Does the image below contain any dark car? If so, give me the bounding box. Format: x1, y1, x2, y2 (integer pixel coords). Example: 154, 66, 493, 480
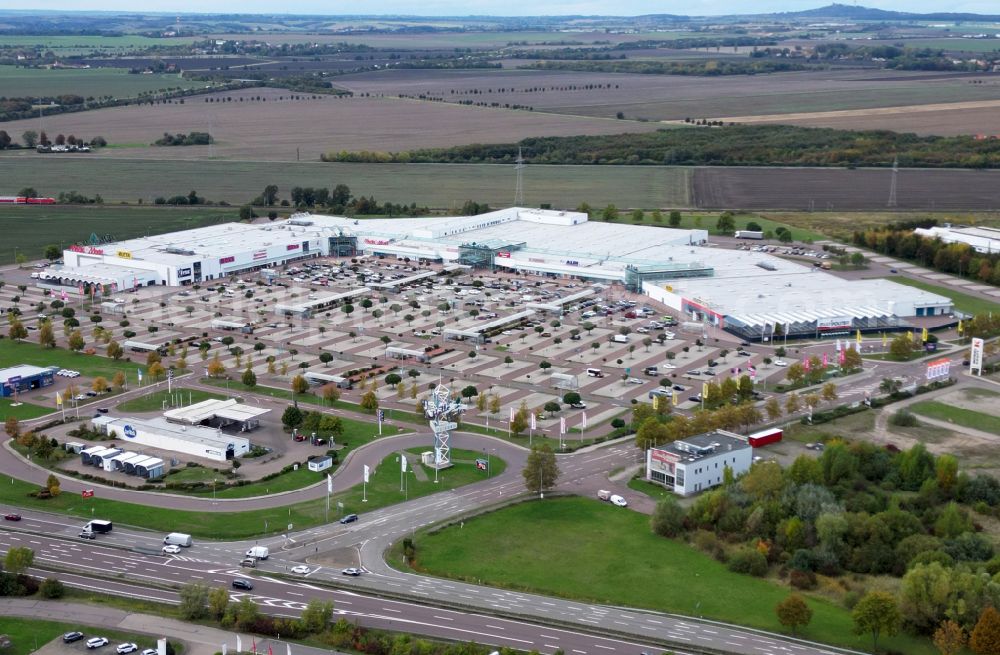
672, 384, 685, 392
232, 579, 254, 591
3, 513, 21, 521
340, 513, 359, 524
63, 632, 85, 643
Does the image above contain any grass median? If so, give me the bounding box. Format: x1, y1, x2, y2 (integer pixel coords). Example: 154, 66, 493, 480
0, 444, 503, 540
396, 496, 934, 654
909, 400, 1000, 434
0, 617, 162, 655
887, 276, 1000, 316
115, 388, 225, 413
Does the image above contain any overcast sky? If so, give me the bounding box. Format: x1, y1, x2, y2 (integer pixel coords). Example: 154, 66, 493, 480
11, 1, 1000, 17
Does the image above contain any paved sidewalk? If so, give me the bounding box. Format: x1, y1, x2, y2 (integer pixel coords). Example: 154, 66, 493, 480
0, 599, 345, 655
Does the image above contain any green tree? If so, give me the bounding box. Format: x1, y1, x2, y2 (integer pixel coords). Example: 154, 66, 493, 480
650, 497, 685, 538
233, 595, 260, 631
522, 444, 559, 494
889, 333, 914, 360
105, 338, 121, 358
562, 392, 581, 406
39, 577, 65, 598
776, 594, 813, 635
241, 367, 257, 389
602, 204, 618, 221
511, 401, 530, 436
716, 211, 736, 234
281, 405, 304, 430
7, 317, 27, 342
852, 591, 901, 652
385, 373, 403, 388
43, 244, 61, 261
668, 210, 681, 227
21, 131, 37, 148
208, 586, 230, 620
4, 546, 34, 575
300, 598, 334, 634
631, 208, 644, 222
179, 582, 210, 620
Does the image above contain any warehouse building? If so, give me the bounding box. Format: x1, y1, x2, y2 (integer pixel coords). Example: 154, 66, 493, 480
0, 365, 57, 397
914, 225, 1000, 255
645, 430, 752, 496
92, 415, 250, 462
44, 207, 950, 334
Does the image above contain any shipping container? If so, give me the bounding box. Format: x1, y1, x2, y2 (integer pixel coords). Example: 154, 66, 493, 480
747, 428, 782, 447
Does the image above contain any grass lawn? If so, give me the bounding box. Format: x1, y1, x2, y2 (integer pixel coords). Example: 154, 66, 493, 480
0, 617, 160, 655
589, 210, 826, 243
0, 441, 502, 538
0, 339, 148, 380
626, 475, 673, 502
909, 400, 1000, 434
0, 205, 236, 264
116, 388, 225, 412
0, 397, 53, 421
887, 276, 1000, 316
402, 497, 933, 654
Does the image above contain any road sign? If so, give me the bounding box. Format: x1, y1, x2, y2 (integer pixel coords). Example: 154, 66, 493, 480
971, 337, 985, 376
81, 489, 94, 498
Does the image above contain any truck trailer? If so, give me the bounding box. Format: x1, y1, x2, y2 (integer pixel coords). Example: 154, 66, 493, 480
85, 519, 113, 534
747, 428, 783, 447
735, 230, 764, 240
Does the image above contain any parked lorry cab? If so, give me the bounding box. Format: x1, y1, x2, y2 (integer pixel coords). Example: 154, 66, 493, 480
586, 368, 604, 378
163, 533, 193, 547
246, 546, 269, 560
86, 520, 113, 534
597, 490, 611, 501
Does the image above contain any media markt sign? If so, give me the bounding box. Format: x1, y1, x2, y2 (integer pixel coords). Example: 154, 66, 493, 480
123, 425, 137, 439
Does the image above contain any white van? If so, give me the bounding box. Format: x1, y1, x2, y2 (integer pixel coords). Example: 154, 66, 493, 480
163, 533, 193, 547
246, 546, 269, 560
586, 368, 604, 378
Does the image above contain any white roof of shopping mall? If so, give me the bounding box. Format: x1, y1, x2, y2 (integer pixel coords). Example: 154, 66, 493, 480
915, 225, 1000, 254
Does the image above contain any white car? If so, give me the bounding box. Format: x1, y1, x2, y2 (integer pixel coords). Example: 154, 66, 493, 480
661, 363, 676, 370
773, 359, 789, 367
116, 644, 138, 655
663, 332, 676, 340
627, 378, 644, 385
291, 565, 311, 575
87, 637, 110, 649
610, 495, 628, 507
162, 545, 181, 555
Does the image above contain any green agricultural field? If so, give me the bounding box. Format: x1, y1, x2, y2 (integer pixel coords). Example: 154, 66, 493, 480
0, 205, 235, 264
0, 65, 200, 99
0, 446, 501, 539
403, 497, 933, 654
0, 34, 196, 50
909, 400, 1000, 434
887, 276, 1000, 316
0, 158, 693, 211
0, 617, 158, 655
590, 208, 825, 242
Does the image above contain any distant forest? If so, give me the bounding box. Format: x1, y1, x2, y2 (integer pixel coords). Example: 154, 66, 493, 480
322, 125, 1000, 168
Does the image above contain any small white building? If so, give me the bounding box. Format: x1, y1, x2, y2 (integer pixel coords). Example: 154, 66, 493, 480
95, 416, 250, 463
645, 430, 752, 496
307, 455, 333, 472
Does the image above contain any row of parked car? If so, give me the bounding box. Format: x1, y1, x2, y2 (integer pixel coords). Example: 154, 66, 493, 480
62, 633, 152, 654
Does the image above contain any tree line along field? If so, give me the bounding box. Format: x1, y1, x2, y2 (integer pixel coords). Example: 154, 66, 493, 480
0, 205, 234, 264
0, 34, 197, 51
0, 87, 660, 161
0, 65, 200, 100
0, 158, 692, 211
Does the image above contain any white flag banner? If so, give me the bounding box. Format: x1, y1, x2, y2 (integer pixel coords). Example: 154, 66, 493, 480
401, 456, 407, 473
582, 411, 588, 429
363, 464, 370, 484
509, 406, 514, 422
560, 416, 566, 434
236, 637, 242, 653
287, 645, 291, 655
530, 412, 537, 430
222, 645, 227, 655
327, 474, 332, 493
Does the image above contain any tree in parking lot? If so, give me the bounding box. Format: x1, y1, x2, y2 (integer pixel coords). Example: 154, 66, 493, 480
582, 322, 595, 334
385, 373, 402, 388
539, 361, 551, 372
765, 397, 782, 421
323, 385, 340, 405
786, 362, 805, 386
562, 392, 581, 406
112, 371, 126, 391
179, 582, 210, 620
511, 401, 530, 437
460, 385, 478, 400
643, 336, 653, 352
360, 389, 379, 413
523, 444, 559, 494
207, 585, 230, 620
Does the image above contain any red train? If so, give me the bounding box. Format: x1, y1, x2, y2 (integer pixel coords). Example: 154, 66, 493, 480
0, 196, 56, 205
